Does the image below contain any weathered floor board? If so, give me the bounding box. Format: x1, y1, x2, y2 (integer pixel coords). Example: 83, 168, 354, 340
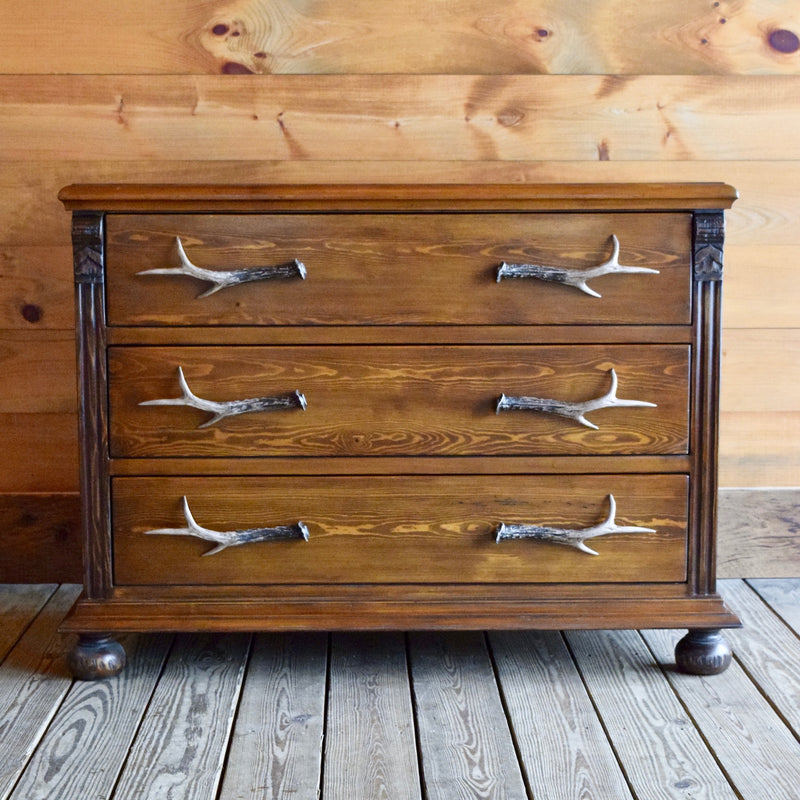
490, 629, 635, 800
1, 579, 799, 800
324, 632, 420, 800
410, 631, 527, 800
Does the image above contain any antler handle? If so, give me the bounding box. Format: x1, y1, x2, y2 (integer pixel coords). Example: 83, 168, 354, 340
496, 235, 658, 297
140, 366, 306, 428
138, 236, 307, 298
496, 368, 656, 430
495, 494, 655, 555
144, 496, 309, 556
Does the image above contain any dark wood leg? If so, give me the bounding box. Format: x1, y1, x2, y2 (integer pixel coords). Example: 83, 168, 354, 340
67, 634, 126, 680
674, 628, 732, 675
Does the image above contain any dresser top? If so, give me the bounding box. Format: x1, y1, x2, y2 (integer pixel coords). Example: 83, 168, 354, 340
59, 183, 737, 213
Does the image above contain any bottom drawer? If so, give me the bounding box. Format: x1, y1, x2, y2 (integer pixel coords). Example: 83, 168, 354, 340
112, 474, 688, 586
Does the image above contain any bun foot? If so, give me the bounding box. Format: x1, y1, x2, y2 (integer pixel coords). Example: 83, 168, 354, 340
675, 629, 732, 675
67, 634, 126, 680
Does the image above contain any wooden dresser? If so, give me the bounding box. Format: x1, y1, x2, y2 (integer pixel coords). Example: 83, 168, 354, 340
59, 183, 739, 679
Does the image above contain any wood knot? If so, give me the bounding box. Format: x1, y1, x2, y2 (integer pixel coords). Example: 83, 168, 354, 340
21, 303, 42, 323
222, 61, 254, 74
768, 29, 800, 54
497, 108, 525, 128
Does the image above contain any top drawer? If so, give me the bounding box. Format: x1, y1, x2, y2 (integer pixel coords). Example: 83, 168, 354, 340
105, 213, 691, 327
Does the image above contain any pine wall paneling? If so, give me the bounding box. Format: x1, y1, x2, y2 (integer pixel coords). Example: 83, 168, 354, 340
0, 1, 798, 581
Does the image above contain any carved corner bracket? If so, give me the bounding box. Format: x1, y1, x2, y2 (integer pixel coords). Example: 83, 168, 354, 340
72, 212, 105, 284
693, 211, 725, 282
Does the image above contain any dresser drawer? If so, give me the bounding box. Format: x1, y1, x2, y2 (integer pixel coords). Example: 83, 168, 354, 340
105, 213, 690, 327
111, 474, 688, 586
108, 344, 689, 458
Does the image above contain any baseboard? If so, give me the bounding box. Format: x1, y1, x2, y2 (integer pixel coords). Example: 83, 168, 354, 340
717, 487, 800, 578
0, 493, 81, 583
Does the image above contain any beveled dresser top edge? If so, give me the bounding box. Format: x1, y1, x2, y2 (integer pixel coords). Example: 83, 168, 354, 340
58, 182, 738, 213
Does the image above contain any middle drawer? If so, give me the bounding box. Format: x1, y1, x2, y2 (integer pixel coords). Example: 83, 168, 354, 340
109, 345, 689, 457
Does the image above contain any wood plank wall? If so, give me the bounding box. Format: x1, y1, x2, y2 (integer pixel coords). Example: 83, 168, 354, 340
0, 0, 798, 581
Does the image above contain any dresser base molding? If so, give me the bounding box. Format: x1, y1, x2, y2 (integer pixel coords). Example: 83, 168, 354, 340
61, 593, 738, 677
61, 593, 740, 634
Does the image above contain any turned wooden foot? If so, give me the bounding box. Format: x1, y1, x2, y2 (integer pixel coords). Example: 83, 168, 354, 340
67, 634, 126, 680
674, 629, 732, 675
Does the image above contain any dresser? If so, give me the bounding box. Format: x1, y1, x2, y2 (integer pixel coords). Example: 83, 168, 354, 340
59, 183, 739, 679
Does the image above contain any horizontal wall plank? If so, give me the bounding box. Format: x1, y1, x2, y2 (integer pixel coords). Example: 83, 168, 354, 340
0, 331, 75, 414
719, 411, 800, 486
0, 247, 74, 330
2, 75, 800, 162
724, 246, 800, 329
1, 1, 798, 75
0, 414, 77, 493
0, 494, 81, 583
721, 329, 800, 412
3, 160, 799, 247
718, 491, 800, 578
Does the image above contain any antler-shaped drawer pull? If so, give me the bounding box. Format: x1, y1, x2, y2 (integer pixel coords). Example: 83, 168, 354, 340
496, 235, 658, 298
496, 368, 656, 430
137, 237, 307, 298
495, 494, 655, 555
144, 496, 309, 556
140, 366, 307, 428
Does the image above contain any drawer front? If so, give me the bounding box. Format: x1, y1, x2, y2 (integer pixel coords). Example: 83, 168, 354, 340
111, 474, 688, 586
105, 213, 690, 326
108, 344, 689, 458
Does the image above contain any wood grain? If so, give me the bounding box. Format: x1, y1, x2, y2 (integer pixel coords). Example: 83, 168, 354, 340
715, 579, 800, 735
0, 584, 56, 660
717, 489, 800, 577
2, 1, 798, 75
0, 414, 77, 493
719, 410, 800, 486
0, 495, 81, 583
110, 632, 250, 800
721, 330, 800, 412
0, 584, 80, 800
324, 632, 420, 800
108, 344, 690, 458
409, 631, 528, 800
723, 246, 800, 329
104, 211, 691, 326
7, 633, 172, 800
642, 624, 800, 799
564, 629, 739, 800
111, 474, 689, 586
0, 332, 75, 414
218, 633, 327, 800
3, 75, 799, 162
747, 577, 800, 630
489, 630, 634, 800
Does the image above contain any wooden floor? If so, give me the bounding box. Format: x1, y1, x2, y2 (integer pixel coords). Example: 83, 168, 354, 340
1, 580, 799, 800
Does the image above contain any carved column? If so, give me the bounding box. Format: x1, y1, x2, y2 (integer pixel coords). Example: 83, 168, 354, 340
73, 212, 112, 599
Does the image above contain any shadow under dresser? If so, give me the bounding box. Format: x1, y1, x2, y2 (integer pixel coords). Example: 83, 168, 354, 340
58, 183, 740, 678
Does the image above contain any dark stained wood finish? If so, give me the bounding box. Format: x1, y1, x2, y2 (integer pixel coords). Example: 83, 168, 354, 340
111, 474, 689, 586
72, 212, 112, 599
62, 184, 739, 674
104, 212, 691, 327
108, 344, 689, 458
0, 494, 81, 583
